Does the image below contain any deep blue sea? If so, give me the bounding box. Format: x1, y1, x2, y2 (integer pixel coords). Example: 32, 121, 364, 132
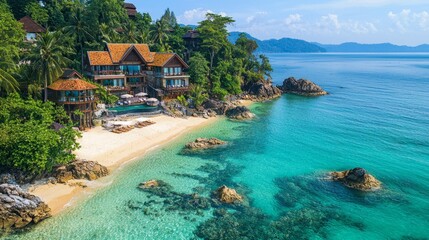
6, 53, 429, 240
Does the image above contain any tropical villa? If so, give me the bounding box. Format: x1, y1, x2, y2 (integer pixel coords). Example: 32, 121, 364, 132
19, 16, 46, 42
86, 43, 190, 99
48, 69, 98, 128
124, 3, 137, 18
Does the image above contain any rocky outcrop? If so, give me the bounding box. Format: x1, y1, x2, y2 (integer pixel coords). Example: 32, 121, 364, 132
185, 138, 227, 150
331, 168, 381, 191
281, 77, 328, 96
215, 185, 243, 204
244, 81, 282, 101
55, 160, 109, 183
0, 184, 51, 231
139, 180, 160, 189
225, 106, 255, 120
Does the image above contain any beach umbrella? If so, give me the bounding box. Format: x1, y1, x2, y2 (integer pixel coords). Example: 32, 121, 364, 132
146, 98, 158, 102
120, 94, 133, 99
135, 92, 148, 97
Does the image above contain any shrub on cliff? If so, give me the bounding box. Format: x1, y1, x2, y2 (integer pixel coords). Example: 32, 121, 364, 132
0, 94, 80, 177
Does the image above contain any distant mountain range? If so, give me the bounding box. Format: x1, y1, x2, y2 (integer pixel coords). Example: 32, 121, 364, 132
228, 32, 429, 53
228, 32, 325, 53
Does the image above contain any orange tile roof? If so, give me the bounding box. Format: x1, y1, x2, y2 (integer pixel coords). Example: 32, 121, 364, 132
148, 53, 189, 68
134, 44, 154, 62
107, 44, 133, 63
148, 53, 175, 67
87, 51, 113, 65
87, 43, 186, 66
48, 79, 98, 91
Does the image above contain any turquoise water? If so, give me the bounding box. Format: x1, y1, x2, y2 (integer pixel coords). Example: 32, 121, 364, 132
108, 104, 158, 114
6, 53, 429, 239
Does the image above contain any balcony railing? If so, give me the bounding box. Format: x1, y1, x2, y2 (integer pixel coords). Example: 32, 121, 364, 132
154, 72, 188, 78
93, 70, 124, 75
57, 96, 97, 104
124, 71, 146, 76
105, 86, 130, 91
164, 86, 190, 92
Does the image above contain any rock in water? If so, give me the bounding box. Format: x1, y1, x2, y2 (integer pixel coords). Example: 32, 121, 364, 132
139, 180, 160, 189
55, 160, 109, 183
185, 138, 227, 150
246, 81, 282, 100
0, 184, 51, 231
225, 106, 255, 120
282, 77, 328, 96
215, 185, 243, 204
331, 168, 381, 191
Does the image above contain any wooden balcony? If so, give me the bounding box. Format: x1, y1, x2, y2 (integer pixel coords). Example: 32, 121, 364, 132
56, 96, 98, 105
93, 70, 124, 75
106, 86, 130, 91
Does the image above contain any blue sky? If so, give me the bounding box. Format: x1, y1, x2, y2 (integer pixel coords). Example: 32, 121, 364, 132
129, 0, 429, 46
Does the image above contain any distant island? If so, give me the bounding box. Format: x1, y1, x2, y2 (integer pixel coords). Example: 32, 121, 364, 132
228, 32, 429, 53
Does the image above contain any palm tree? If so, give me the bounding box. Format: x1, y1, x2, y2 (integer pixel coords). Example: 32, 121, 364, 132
64, 4, 93, 73
100, 23, 122, 45
0, 62, 19, 96
28, 31, 71, 102
150, 20, 170, 51
122, 21, 139, 43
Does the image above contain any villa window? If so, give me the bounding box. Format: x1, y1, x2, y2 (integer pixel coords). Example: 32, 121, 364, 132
120, 65, 141, 75
164, 68, 168, 75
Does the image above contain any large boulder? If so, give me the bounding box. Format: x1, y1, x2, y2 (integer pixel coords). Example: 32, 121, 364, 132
55, 160, 109, 183
185, 138, 226, 150
331, 168, 381, 191
226, 106, 255, 120
0, 184, 51, 231
246, 81, 282, 100
215, 185, 243, 204
282, 77, 328, 96
203, 100, 235, 116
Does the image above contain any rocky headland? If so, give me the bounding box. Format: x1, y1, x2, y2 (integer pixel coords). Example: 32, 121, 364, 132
185, 138, 227, 150
281, 77, 328, 96
0, 184, 51, 231
225, 106, 255, 120
331, 167, 381, 191
242, 81, 282, 101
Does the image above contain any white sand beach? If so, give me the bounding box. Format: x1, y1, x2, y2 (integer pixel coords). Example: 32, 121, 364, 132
30, 114, 218, 215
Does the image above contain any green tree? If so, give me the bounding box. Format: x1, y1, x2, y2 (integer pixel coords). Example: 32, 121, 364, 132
235, 33, 258, 57
0, 1, 25, 64
151, 19, 170, 52
176, 95, 188, 107
6, 0, 34, 19
25, 1, 49, 25
160, 8, 177, 29
189, 84, 208, 107
27, 31, 71, 102
258, 54, 273, 79
189, 53, 210, 87
64, 3, 93, 72
0, 62, 19, 96
197, 13, 234, 70
0, 93, 80, 176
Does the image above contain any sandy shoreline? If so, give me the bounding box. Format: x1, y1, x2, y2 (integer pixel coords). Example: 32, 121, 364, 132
29, 114, 218, 215
29, 100, 253, 215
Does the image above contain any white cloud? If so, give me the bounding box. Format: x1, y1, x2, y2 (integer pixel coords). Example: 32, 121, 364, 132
316, 14, 377, 34
388, 9, 429, 32
178, 8, 227, 25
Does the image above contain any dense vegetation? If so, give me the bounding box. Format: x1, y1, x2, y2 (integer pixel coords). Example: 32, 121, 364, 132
0, 0, 272, 175
0, 94, 80, 177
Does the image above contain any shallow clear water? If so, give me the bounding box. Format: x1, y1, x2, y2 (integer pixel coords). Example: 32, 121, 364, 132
5, 53, 429, 240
